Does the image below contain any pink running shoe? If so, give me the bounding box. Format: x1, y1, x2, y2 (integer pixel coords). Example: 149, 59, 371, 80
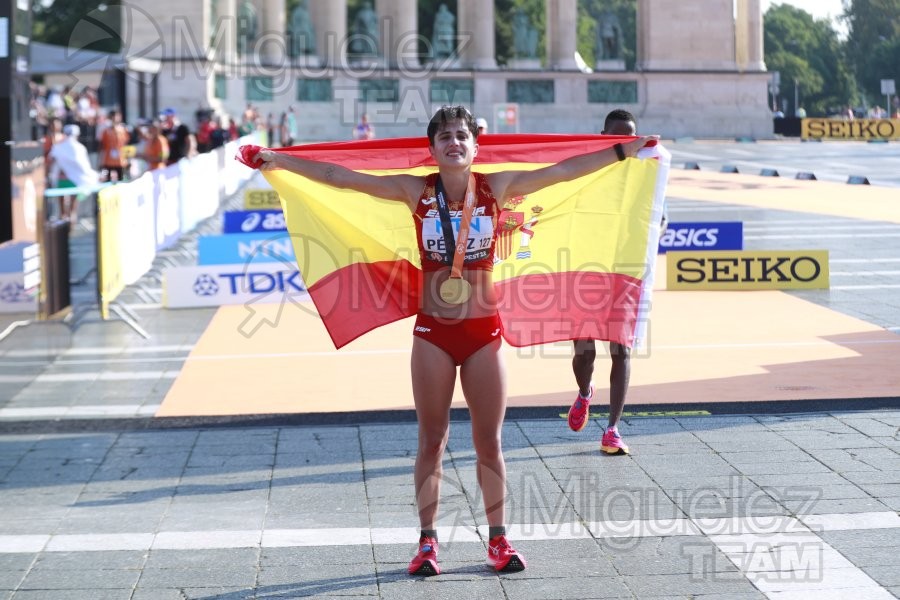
567, 385, 592, 432
486, 535, 527, 572
601, 427, 629, 455
408, 536, 440, 576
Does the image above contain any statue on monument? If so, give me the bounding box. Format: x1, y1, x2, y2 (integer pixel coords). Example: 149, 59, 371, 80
512, 8, 539, 59
431, 3, 456, 59
237, 0, 258, 56
289, 0, 317, 57
209, 1, 218, 39
597, 10, 623, 60
350, 2, 379, 57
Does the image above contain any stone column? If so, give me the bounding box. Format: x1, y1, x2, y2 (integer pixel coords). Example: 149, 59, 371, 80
259, 0, 285, 64
637, 0, 736, 71
636, 0, 650, 70
458, 0, 497, 70
309, 0, 347, 67
376, 0, 418, 68
214, 0, 238, 64
736, 0, 766, 71
546, 0, 577, 70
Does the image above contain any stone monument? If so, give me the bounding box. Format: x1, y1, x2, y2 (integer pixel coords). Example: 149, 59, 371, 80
595, 9, 625, 71
288, 0, 319, 66
349, 2, 380, 61
431, 3, 456, 61
236, 0, 258, 56
509, 7, 540, 70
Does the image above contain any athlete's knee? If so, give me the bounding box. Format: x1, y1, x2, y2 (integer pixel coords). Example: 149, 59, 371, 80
418, 426, 449, 458
573, 339, 597, 363
610, 343, 630, 364
472, 432, 502, 461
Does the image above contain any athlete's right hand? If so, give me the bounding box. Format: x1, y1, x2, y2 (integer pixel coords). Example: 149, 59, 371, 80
254, 149, 279, 171
624, 135, 660, 157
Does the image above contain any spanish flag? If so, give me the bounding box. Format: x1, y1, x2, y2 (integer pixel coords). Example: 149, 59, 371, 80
238, 135, 668, 349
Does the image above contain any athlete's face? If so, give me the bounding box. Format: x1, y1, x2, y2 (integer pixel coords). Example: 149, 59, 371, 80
429, 119, 477, 168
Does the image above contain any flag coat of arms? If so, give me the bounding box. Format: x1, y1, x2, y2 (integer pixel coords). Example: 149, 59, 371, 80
240, 135, 669, 349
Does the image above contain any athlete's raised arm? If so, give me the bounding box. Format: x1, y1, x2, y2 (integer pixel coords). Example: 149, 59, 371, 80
254, 148, 424, 208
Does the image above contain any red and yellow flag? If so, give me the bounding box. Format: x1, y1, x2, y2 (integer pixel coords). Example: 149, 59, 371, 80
242, 135, 668, 349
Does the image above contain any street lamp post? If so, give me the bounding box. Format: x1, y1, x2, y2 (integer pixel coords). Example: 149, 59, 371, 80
769, 71, 781, 113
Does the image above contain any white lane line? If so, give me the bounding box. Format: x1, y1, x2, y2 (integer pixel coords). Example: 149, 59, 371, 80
830, 271, 900, 276
0, 371, 179, 383
745, 233, 900, 240
669, 206, 769, 212
185, 349, 412, 361
710, 532, 895, 599
799, 512, 900, 531
4, 345, 194, 358
4, 356, 190, 368
830, 259, 900, 264
7, 338, 898, 372
157, 338, 900, 363
668, 217, 872, 226
122, 303, 164, 310
831, 284, 900, 290
0, 535, 49, 553
0, 512, 895, 554
0, 405, 159, 419
743, 225, 900, 232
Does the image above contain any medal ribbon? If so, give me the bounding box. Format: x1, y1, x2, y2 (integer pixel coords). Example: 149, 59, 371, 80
435, 173, 477, 280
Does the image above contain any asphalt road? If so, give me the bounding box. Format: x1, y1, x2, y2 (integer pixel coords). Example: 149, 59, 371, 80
665, 139, 900, 188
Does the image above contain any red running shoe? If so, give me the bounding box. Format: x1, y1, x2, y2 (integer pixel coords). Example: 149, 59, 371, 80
407, 536, 440, 576
486, 535, 527, 572
601, 427, 630, 455
567, 385, 592, 432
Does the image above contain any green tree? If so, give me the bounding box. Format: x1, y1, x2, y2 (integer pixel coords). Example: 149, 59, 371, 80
32, 0, 122, 53
843, 0, 900, 107
764, 4, 855, 116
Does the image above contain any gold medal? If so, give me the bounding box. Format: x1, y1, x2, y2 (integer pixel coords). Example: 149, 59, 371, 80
439, 278, 472, 305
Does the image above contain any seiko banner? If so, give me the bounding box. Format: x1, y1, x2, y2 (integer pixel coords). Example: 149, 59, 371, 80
802, 118, 900, 141
658, 222, 743, 254
667, 250, 830, 290
222, 210, 287, 234
243, 189, 281, 209
163, 262, 306, 308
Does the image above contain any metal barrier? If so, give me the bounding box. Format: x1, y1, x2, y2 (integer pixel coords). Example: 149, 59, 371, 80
42, 218, 70, 316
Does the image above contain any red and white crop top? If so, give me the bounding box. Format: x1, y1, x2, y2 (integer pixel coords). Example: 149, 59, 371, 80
413, 172, 500, 272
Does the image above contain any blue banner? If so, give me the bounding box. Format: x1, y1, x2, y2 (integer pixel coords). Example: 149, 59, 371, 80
223, 210, 287, 234
658, 221, 743, 254
198, 232, 296, 265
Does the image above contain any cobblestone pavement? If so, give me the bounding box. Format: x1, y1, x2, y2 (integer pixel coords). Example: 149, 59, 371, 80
0, 143, 897, 599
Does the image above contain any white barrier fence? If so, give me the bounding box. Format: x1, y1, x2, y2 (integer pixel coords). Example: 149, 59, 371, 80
90, 135, 261, 320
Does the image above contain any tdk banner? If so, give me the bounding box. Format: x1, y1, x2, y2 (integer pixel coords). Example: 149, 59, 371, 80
223, 210, 287, 234
658, 222, 743, 254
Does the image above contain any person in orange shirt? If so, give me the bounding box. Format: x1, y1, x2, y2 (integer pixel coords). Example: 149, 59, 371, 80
43, 118, 65, 167
98, 109, 130, 182
142, 121, 170, 171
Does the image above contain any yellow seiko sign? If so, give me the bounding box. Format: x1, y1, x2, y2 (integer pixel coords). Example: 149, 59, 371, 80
667, 250, 830, 290
243, 189, 281, 209
802, 118, 900, 141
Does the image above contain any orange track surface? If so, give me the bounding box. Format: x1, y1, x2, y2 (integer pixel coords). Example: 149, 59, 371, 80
157, 171, 900, 417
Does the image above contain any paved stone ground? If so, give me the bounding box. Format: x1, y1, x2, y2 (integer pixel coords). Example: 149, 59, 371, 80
0, 142, 898, 598
0, 413, 898, 599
